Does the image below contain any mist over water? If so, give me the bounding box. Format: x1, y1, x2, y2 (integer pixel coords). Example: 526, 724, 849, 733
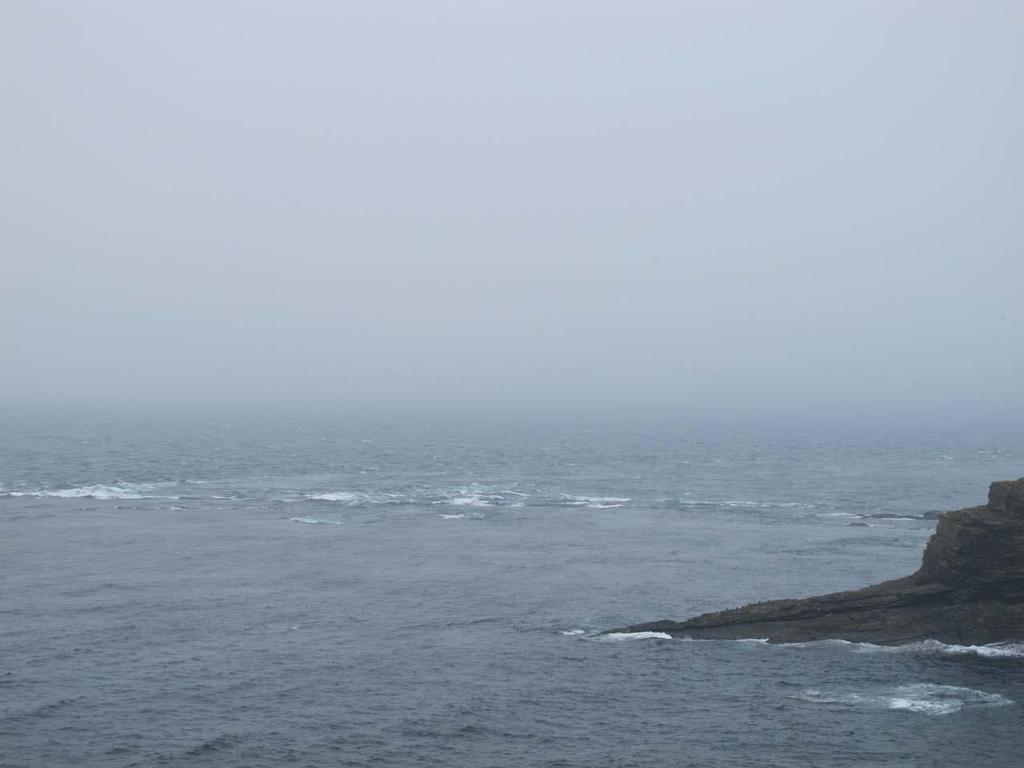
4, 2, 1023, 766
3, 2, 1022, 420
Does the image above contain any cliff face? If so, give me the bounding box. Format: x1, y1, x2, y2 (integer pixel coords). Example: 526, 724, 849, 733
615, 479, 1024, 645
917, 482, 1024, 598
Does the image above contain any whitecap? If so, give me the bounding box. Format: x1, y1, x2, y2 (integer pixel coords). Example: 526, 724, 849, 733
950, 642, 1024, 659
306, 491, 362, 503
560, 629, 587, 636
666, 636, 770, 644
796, 683, 1013, 715
676, 499, 813, 509
855, 639, 1024, 659
3, 483, 179, 500
770, 638, 858, 651
441, 511, 485, 520
289, 517, 343, 525
445, 495, 492, 507
423, 485, 492, 507
598, 631, 673, 641
774, 638, 1024, 659
305, 491, 411, 506
559, 495, 631, 507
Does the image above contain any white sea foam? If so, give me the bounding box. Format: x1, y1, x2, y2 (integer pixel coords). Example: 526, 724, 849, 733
279, 484, 636, 509
560, 629, 587, 636
430, 485, 512, 507
796, 684, 1013, 715
598, 631, 673, 641
439, 511, 485, 520
773, 638, 1024, 659
665, 636, 770, 644
857, 639, 1024, 658
307, 491, 362, 503
445, 495, 492, 507
676, 499, 813, 509
305, 491, 409, 506
3, 483, 179, 500
289, 517, 343, 525
559, 495, 631, 508
434, 484, 541, 507
446, 488, 630, 508
944, 641, 1024, 658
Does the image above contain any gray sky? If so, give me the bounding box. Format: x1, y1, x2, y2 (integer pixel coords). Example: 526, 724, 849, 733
3, 1, 1022, 421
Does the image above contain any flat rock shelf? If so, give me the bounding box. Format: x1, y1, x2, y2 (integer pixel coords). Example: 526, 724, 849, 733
613, 478, 1024, 645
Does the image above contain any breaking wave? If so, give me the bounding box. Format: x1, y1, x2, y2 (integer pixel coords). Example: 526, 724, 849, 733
3, 477, 638, 511
303, 486, 632, 510
558, 495, 631, 509
772, 638, 1024, 659
306, 491, 362, 503
305, 491, 409, 505
439, 492, 495, 507
2, 483, 179, 500
673, 499, 815, 510
856, 639, 1024, 658
576, 633, 1024, 659
795, 683, 1013, 715
289, 517, 343, 525
596, 631, 673, 642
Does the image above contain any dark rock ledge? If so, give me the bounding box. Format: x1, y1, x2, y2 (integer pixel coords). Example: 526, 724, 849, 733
611, 479, 1024, 645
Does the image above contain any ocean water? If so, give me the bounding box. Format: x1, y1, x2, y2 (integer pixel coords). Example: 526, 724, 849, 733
2, 411, 1024, 767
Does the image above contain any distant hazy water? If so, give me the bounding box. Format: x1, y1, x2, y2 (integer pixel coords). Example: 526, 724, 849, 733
2, 413, 1023, 767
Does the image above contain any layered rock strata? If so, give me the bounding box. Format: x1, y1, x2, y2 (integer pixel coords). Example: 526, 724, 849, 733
614, 479, 1024, 645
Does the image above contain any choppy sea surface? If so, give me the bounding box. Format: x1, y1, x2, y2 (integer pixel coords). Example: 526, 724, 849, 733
2, 411, 1023, 767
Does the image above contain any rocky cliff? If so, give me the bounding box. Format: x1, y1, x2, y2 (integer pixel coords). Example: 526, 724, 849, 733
613, 478, 1024, 645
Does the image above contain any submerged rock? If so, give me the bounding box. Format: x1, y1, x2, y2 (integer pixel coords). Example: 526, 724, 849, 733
613, 479, 1024, 645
